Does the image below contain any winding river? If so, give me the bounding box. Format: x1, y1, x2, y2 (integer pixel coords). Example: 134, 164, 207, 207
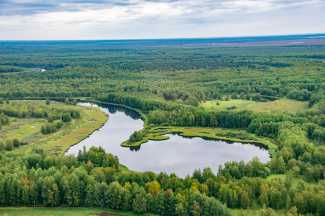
66, 102, 270, 178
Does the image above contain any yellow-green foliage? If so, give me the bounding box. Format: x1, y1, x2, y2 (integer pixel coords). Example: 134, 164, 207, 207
200, 99, 308, 113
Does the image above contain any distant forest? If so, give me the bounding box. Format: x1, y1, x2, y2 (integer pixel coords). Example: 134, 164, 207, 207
0, 42, 325, 215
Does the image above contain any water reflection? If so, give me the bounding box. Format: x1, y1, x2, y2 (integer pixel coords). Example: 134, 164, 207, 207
66, 102, 270, 178
128, 145, 141, 152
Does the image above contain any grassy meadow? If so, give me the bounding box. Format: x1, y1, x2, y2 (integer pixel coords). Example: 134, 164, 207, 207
200, 99, 309, 113
0, 100, 108, 156
0, 207, 158, 216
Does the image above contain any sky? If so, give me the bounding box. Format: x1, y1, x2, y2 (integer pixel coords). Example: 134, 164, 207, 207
0, 0, 324, 40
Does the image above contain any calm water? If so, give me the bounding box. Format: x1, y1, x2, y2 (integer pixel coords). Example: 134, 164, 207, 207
66, 103, 270, 178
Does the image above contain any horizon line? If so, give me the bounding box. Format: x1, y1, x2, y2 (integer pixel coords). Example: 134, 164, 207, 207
0, 32, 324, 42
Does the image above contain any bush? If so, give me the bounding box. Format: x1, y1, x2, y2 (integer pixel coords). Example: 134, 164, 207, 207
41, 125, 47, 135
13, 139, 20, 147
62, 113, 72, 122
46, 99, 51, 105
20, 141, 28, 146
227, 106, 237, 110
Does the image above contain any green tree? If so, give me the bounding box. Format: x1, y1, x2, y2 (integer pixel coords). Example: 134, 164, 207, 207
145, 180, 161, 198
132, 193, 147, 213
240, 191, 250, 209
94, 182, 107, 208
202, 167, 214, 182
5, 140, 14, 151
0, 142, 5, 151
286, 195, 292, 210
65, 98, 70, 105
202, 197, 231, 216
192, 201, 201, 216
52, 184, 60, 206
22, 185, 30, 206
46, 190, 54, 206
277, 156, 286, 174
121, 188, 132, 211
175, 203, 186, 216
270, 188, 282, 210
46, 99, 50, 105
259, 191, 269, 207
69, 174, 80, 206
293, 193, 306, 214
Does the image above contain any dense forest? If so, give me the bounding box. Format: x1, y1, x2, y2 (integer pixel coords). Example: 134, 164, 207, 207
0, 42, 325, 215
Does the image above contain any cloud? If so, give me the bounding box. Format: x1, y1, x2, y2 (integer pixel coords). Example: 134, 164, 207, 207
0, 0, 324, 39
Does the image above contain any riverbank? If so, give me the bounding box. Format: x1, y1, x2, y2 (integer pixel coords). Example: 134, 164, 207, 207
79, 99, 277, 157
3, 100, 108, 156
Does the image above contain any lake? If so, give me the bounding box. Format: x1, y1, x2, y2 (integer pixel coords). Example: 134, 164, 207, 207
66, 102, 270, 178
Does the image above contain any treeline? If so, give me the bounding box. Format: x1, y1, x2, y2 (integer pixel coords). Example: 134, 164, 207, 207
0, 146, 325, 215
287, 89, 312, 101
0, 65, 24, 73
98, 93, 183, 113
0, 101, 80, 120
147, 109, 252, 129
0, 147, 230, 216
97, 92, 253, 129
0, 44, 324, 110
0, 139, 27, 151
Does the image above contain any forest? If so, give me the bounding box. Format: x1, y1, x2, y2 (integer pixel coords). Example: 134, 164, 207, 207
0, 42, 325, 215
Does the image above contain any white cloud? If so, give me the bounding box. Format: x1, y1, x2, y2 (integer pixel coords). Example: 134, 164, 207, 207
0, 0, 324, 39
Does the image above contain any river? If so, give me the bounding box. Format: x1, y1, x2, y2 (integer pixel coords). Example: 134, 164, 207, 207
66, 102, 270, 178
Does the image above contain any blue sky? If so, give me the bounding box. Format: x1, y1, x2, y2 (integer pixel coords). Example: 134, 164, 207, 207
0, 0, 324, 40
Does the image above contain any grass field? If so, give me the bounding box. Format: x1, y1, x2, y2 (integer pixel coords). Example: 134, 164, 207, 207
200, 99, 309, 113
1, 100, 108, 156
0, 207, 158, 216
122, 126, 277, 157
230, 208, 288, 216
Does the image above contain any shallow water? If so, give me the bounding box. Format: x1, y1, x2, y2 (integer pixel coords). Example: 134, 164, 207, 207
66, 102, 270, 178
